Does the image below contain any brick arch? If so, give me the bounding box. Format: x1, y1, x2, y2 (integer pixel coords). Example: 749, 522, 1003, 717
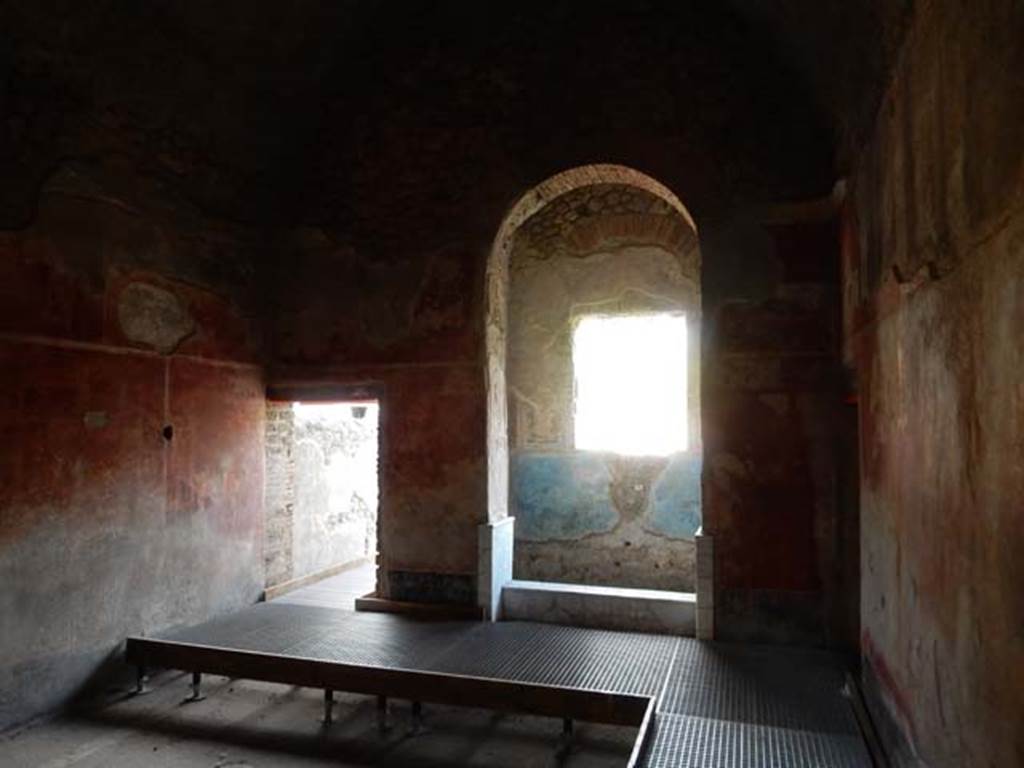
495, 165, 697, 256
484, 164, 699, 525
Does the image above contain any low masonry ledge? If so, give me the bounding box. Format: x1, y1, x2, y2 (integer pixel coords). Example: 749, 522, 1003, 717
501, 580, 696, 635
506, 580, 695, 602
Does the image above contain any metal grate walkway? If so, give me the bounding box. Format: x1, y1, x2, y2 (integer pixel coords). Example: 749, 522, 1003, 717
131, 602, 872, 767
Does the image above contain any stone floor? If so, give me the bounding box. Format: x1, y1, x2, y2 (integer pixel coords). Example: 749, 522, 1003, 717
274, 561, 377, 610
1, 566, 629, 767
0, 674, 633, 767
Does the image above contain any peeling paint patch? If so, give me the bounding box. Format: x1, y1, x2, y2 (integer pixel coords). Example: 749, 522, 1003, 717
117, 282, 194, 354
82, 411, 108, 430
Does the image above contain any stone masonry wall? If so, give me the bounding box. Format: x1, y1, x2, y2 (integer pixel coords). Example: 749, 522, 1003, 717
292, 404, 377, 577
264, 402, 377, 589
264, 401, 295, 588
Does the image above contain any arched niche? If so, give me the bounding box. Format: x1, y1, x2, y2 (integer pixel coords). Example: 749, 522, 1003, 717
480, 164, 702, 615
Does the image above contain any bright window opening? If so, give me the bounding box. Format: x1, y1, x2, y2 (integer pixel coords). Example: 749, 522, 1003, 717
573, 314, 688, 456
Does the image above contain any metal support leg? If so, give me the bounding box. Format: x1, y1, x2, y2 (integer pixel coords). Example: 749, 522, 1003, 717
410, 700, 424, 734
323, 689, 334, 725
185, 671, 206, 703
557, 717, 575, 754
135, 666, 149, 696
377, 695, 388, 734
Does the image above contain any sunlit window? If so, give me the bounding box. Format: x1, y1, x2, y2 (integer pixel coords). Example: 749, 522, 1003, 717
572, 314, 688, 456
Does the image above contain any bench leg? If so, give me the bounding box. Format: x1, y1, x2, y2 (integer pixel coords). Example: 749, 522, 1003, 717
134, 666, 149, 696
558, 717, 575, 754
323, 689, 334, 725
411, 700, 424, 732
184, 671, 206, 703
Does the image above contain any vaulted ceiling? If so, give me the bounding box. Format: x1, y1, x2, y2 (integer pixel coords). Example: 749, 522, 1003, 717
1, 1, 909, 236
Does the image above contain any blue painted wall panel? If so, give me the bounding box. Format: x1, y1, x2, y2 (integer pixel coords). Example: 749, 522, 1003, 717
647, 452, 702, 539
513, 451, 701, 541
513, 453, 618, 540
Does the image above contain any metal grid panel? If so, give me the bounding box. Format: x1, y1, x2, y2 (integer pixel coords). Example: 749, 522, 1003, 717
660, 639, 860, 735
286, 615, 476, 669
160, 609, 677, 696
426, 620, 547, 678
430, 622, 679, 696
160, 603, 332, 652
160, 603, 473, 669
153, 604, 874, 767
643, 713, 872, 768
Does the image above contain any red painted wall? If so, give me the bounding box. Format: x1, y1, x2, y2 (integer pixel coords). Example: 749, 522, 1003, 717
268, 226, 488, 602
0, 182, 266, 730
701, 214, 845, 645
844, 1, 1024, 764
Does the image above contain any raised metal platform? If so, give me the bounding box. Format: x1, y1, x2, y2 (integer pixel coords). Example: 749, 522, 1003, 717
126, 603, 872, 767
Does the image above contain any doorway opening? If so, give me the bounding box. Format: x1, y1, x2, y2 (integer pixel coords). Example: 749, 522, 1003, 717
263, 399, 379, 608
